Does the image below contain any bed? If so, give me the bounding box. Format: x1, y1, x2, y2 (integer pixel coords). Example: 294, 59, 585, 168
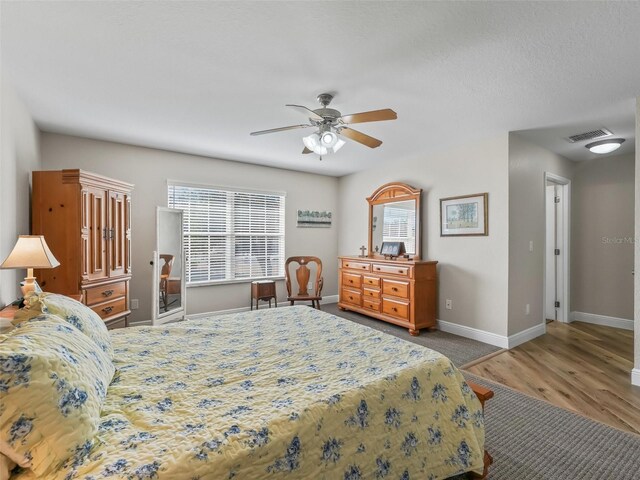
3, 299, 490, 479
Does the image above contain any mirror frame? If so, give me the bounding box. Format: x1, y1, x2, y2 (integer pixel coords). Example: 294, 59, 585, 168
367, 182, 422, 259
152, 207, 187, 325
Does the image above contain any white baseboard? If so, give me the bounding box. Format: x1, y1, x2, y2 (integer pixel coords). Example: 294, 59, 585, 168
507, 323, 546, 349
186, 295, 339, 321
570, 311, 634, 331
323, 295, 338, 304
437, 320, 546, 349
437, 320, 509, 348
128, 319, 152, 326
632, 368, 640, 387
187, 306, 250, 319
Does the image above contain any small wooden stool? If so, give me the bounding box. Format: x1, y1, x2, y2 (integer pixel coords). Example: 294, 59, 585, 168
251, 280, 277, 310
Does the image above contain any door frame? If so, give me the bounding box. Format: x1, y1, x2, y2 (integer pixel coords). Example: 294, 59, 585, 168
543, 172, 571, 325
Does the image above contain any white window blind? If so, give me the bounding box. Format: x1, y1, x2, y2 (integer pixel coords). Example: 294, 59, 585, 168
168, 183, 285, 285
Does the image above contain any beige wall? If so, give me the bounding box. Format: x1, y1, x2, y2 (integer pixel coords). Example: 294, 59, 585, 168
338, 134, 510, 337
0, 79, 41, 305
40, 133, 339, 322
571, 153, 635, 320
508, 133, 575, 335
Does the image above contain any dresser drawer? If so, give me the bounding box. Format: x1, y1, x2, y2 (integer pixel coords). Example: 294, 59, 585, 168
342, 272, 362, 289
91, 297, 127, 320
382, 298, 410, 320
363, 276, 380, 287
382, 279, 410, 299
362, 299, 380, 312
85, 281, 127, 305
373, 263, 410, 277
341, 288, 362, 307
341, 260, 371, 272
363, 287, 381, 299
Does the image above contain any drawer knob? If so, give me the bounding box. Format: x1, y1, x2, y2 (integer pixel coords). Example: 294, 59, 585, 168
392, 307, 398, 312
349, 296, 353, 300
398, 270, 404, 273
392, 287, 398, 292
103, 306, 113, 314
349, 280, 353, 283
102, 289, 114, 297
376, 267, 381, 271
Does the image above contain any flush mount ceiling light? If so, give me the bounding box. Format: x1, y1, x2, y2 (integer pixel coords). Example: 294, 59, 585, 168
250, 93, 396, 160
585, 138, 625, 154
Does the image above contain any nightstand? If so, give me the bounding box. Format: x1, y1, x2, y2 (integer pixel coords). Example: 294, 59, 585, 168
250, 280, 277, 310
0, 304, 18, 333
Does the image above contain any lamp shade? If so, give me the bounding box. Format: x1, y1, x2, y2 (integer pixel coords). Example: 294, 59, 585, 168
0, 235, 60, 269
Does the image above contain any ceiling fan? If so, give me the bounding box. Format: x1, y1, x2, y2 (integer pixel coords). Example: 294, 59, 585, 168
250, 93, 397, 159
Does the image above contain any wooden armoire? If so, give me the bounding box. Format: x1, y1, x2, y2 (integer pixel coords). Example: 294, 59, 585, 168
31, 169, 133, 329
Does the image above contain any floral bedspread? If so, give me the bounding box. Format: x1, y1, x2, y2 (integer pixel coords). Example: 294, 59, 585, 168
14, 306, 485, 480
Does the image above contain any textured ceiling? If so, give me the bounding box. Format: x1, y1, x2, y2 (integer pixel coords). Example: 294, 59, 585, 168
1, 1, 639, 176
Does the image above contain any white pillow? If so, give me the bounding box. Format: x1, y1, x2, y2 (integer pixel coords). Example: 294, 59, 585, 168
0, 314, 114, 476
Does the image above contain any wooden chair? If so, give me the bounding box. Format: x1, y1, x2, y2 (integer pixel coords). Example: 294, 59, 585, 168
159, 254, 175, 312
285, 256, 323, 309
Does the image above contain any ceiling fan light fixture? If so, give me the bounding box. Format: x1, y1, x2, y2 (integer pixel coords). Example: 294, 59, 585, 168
586, 138, 625, 154
303, 130, 345, 155
321, 131, 338, 147
332, 138, 346, 153
303, 132, 320, 150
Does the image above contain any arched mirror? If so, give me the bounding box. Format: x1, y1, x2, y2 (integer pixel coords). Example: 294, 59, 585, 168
368, 182, 422, 259
152, 207, 186, 324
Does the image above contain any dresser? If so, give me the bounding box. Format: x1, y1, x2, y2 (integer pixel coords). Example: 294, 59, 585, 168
338, 256, 437, 335
31, 169, 133, 329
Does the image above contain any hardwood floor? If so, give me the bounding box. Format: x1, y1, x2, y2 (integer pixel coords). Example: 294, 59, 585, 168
465, 321, 640, 435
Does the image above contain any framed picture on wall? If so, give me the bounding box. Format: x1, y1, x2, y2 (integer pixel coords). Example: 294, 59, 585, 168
440, 193, 488, 236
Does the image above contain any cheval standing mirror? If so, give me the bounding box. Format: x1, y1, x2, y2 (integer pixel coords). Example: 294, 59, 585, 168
368, 182, 421, 259
152, 207, 187, 324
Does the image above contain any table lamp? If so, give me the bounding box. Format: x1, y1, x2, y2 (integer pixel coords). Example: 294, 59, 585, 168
0, 235, 60, 295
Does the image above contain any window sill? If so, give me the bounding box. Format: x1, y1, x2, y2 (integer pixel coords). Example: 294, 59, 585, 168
187, 276, 285, 288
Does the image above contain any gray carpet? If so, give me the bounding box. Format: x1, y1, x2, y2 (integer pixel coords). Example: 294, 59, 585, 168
464, 373, 640, 479
323, 303, 501, 366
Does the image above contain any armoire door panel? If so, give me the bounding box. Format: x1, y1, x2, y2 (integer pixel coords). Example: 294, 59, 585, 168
125, 195, 132, 274
109, 191, 126, 277
87, 188, 108, 281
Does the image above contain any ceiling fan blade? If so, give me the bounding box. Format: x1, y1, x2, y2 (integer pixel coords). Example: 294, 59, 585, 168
286, 104, 324, 121
250, 124, 313, 136
302, 147, 313, 154
339, 127, 383, 148
340, 108, 397, 125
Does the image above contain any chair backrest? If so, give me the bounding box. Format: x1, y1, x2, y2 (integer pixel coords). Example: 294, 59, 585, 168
285, 256, 323, 298
160, 254, 175, 277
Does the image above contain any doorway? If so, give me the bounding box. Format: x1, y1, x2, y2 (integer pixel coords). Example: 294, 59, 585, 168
544, 173, 570, 324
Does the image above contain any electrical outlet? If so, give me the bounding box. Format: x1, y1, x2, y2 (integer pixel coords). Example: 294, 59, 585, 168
445, 299, 452, 310
529, 241, 534, 252
525, 304, 530, 315
131, 299, 139, 310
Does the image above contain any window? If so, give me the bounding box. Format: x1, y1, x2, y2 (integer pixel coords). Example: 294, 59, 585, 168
168, 183, 285, 285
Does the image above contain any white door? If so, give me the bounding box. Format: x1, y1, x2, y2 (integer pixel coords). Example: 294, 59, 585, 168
545, 183, 566, 322
545, 185, 556, 320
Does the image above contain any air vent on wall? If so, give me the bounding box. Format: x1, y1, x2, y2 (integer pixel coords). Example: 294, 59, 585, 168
565, 128, 612, 143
